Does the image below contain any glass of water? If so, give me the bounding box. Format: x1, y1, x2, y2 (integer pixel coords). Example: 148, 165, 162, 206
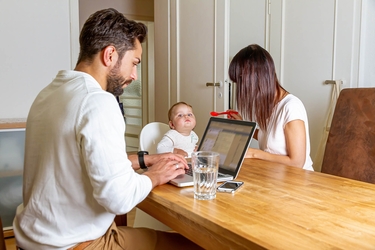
191, 151, 220, 200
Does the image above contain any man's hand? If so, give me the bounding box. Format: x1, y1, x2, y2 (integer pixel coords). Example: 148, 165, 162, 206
144, 153, 188, 168
173, 148, 188, 157
143, 158, 188, 188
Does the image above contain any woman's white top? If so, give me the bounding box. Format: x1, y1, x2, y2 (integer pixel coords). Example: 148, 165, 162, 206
257, 94, 314, 171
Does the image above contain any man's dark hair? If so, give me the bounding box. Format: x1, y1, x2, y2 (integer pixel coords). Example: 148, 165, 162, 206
76, 8, 147, 65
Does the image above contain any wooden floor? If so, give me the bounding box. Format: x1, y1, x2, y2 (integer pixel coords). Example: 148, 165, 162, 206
4, 208, 136, 249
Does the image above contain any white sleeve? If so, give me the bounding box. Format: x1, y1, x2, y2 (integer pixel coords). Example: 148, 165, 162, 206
157, 134, 174, 153
78, 93, 152, 214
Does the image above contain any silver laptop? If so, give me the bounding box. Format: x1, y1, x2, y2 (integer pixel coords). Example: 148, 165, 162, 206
169, 117, 257, 187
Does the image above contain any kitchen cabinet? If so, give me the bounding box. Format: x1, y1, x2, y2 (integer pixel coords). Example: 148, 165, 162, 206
0, 123, 25, 233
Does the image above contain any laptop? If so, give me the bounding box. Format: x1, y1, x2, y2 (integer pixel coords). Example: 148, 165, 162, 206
169, 117, 257, 187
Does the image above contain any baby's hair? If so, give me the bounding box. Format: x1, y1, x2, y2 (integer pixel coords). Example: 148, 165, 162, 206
168, 102, 193, 121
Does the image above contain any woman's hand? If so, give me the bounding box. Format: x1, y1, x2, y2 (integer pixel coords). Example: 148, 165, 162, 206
245, 148, 262, 158
226, 110, 243, 120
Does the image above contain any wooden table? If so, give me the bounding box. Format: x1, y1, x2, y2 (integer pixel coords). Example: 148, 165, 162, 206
137, 159, 375, 249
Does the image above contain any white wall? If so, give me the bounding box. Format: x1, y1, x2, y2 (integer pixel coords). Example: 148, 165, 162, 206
0, 0, 153, 121
0, 1, 78, 120
79, 0, 154, 28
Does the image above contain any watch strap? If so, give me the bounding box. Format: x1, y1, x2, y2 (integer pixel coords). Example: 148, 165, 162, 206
137, 151, 149, 169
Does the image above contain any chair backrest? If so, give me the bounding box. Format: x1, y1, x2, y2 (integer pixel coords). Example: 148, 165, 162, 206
139, 122, 170, 154
321, 88, 375, 183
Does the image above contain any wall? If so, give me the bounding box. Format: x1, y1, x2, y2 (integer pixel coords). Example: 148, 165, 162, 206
0, 0, 77, 120
79, 0, 154, 28
228, 1, 374, 169
0, 0, 153, 121
78, 0, 155, 152
154, 0, 374, 172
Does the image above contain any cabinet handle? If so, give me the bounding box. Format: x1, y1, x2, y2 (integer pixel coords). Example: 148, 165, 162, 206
206, 82, 222, 87
324, 80, 343, 84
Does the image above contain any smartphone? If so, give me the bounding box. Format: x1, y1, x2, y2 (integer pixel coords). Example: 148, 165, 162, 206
217, 181, 244, 193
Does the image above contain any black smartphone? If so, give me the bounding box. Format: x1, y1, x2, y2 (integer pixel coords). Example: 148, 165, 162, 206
217, 181, 244, 193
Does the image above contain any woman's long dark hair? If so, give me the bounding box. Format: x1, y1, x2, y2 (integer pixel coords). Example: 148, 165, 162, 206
228, 44, 284, 130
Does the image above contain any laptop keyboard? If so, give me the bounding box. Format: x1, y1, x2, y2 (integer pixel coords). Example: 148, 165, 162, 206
186, 164, 193, 176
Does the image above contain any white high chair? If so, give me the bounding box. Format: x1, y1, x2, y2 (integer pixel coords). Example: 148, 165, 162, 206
139, 122, 170, 154
133, 122, 172, 230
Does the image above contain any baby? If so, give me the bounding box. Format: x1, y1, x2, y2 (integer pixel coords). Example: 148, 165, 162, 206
157, 102, 199, 157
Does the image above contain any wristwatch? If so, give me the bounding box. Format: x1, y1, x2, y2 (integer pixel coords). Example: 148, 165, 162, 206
137, 151, 149, 169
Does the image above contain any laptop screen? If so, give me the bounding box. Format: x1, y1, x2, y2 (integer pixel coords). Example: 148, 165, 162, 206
198, 117, 256, 176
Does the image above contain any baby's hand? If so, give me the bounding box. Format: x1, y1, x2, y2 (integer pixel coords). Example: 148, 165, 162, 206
173, 148, 188, 157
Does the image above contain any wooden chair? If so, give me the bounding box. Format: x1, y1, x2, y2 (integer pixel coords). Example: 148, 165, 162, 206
321, 88, 375, 183
0, 217, 6, 250
114, 214, 127, 226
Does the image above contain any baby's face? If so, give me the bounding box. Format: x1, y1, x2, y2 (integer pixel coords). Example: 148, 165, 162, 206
169, 104, 196, 135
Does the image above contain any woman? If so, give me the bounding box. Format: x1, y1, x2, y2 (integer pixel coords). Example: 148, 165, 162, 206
227, 44, 313, 171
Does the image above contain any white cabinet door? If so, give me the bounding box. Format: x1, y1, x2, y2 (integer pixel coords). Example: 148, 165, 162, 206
268, 0, 362, 170
154, 0, 228, 137
154, 0, 265, 138
154, 0, 365, 172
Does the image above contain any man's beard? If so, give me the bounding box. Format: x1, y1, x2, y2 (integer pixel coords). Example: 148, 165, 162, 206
107, 62, 126, 96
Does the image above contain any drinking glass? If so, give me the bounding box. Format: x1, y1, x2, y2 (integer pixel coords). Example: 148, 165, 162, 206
191, 151, 220, 200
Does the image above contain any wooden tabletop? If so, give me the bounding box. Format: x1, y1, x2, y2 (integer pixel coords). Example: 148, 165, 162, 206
137, 158, 375, 249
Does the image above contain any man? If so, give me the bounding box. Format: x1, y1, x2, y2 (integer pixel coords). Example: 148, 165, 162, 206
13, 8, 202, 249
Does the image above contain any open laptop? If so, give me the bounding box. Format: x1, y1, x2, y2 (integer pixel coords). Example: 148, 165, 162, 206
169, 117, 257, 187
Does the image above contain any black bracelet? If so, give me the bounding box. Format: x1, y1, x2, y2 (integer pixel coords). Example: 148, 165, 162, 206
137, 151, 149, 169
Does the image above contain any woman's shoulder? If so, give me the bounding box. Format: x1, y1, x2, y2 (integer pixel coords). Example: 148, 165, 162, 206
281, 94, 305, 108
283, 93, 301, 102
279, 94, 308, 120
